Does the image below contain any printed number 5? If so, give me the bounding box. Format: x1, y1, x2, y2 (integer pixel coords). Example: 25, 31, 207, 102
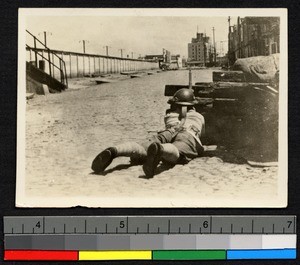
120, 221, 125, 228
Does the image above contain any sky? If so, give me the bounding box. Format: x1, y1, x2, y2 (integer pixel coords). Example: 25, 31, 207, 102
25, 12, 237, 58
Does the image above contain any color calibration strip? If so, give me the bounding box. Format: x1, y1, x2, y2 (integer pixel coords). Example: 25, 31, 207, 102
4, 249, 296, 261
4, 216, 297, 260
4, 234, 296, 260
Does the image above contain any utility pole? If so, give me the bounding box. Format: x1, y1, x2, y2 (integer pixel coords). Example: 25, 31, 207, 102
227, 16, 231, 67
43, 31, 47, 46
212, 27, 216, 65
203, 38, 206, 67
80, 40, 89, 54
237, 16, 242, 58
39, 31, 52, 47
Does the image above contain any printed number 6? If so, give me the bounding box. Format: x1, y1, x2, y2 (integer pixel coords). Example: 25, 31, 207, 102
203, 221, 208, 228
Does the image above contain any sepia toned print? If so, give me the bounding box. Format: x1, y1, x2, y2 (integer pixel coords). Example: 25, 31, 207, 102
16, 8, 287, 207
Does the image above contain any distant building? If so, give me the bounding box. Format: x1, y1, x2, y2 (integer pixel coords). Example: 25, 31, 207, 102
145, 50, 182, 69
228, 17, 280, 64
187, 33, 210, 66
144, 54, 164, 62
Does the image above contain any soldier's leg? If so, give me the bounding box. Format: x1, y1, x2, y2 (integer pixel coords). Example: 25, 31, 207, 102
91, 142, 147, 173
142, 142, 180, 178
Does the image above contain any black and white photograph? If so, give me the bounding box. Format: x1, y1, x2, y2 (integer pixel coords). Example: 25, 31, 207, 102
16, 8, 287, 207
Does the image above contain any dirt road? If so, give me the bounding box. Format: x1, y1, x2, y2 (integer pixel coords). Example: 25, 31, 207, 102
23, 69, 281, 207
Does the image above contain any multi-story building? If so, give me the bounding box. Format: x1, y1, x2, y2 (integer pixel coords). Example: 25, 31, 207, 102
228, 17, 280, 64
187, 33, 210, 66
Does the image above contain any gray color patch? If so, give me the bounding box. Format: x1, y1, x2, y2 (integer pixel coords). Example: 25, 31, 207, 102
64, 235, 98, 250
230, 235, 262, 249
130, 235, 164, 250
31, 235, 65, 250
97, 235, 131, 250
5, 235, 32, 249
163, 235, 197, 249
196, 235, 230, 249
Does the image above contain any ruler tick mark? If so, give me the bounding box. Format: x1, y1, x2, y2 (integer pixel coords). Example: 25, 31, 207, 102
85, 220, 87, 233
273, 224, 275, 233
74, 227, 76, 233
252, 220, 254, 233
22, 224, 24, 234
147, 223, 149, 233
43, 217, 45, 234
189, 224, 191, 233
106, 224, 108, 233
158, 227, 160, 233
95, 227, 97, 233
64, 224, 66, 233
231, 224, 233, 233
178, 227, 181, 233
220, 227, 223, 234
168, 220, 170, 234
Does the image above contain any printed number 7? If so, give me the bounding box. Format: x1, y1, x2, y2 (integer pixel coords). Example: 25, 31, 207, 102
287, 221, 292, 228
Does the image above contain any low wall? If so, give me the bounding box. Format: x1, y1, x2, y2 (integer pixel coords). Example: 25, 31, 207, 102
27, 49, 159, 79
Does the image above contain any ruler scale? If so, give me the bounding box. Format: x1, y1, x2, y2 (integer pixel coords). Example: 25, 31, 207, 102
3, 216, 297, 261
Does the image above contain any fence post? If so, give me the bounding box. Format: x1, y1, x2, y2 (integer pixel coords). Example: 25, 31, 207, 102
98, 57, 101, 75
106, 57, 108, 74
52, 53, 55, 78
83, 56, 85, 76
69, 54, 72, 78
76, 55, 79, 77
93, 56, 96, 75
48, 49, 52, 77
33, 37, 38, 66
103, 57, 105, 74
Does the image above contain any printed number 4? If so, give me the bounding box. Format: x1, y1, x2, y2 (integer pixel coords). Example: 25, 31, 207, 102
36, 221, 41, 228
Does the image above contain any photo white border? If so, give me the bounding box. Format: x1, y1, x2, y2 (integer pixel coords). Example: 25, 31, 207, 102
16, 8, 288, 208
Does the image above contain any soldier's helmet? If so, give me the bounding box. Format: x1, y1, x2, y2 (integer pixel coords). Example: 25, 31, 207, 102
168, 88, 198, 106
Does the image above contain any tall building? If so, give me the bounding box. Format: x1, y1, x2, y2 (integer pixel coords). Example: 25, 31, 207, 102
187, 33, 210, 66
228, 17, 280, 64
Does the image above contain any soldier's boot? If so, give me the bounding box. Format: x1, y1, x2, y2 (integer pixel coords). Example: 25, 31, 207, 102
91, 142, 147, 173
143, 143, 180, 178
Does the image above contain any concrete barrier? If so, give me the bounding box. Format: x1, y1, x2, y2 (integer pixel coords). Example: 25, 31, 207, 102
28, 49, 159, 79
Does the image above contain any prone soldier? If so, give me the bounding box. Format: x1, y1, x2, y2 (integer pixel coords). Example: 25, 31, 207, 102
91, 88, 205, 178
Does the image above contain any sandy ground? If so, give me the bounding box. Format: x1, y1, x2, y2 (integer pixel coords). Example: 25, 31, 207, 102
23, 69, 280, 207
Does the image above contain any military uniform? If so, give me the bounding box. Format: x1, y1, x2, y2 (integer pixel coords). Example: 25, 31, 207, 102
92, 88, 205, 178
154, 108, 205, 163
